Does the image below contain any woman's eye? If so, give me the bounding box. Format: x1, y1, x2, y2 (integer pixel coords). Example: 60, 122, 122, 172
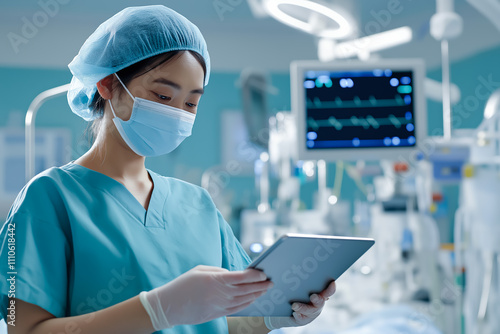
157, 94, 171, 101
186, 102, 197, 108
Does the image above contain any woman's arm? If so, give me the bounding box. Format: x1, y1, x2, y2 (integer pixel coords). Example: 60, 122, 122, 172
227, 317, 271, 334
9, 296, 154, 334
9, 266, 272, 334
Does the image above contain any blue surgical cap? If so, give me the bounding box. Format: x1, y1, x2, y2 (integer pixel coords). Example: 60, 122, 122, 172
67, 5, 210, 121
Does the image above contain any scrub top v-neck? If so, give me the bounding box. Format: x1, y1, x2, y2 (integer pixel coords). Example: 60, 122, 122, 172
0, 163, 252, 334
68, 163, 167, 228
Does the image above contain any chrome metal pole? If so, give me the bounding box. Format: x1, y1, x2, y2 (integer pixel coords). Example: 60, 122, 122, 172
441, 40, 452, 140
25, 84, 70, 182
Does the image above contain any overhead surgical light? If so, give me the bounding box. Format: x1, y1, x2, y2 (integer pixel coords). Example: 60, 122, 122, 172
318, 26, 413, 61
263, 0, 354, 39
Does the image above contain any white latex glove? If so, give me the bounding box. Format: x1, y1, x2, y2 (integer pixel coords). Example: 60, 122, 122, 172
139, 265, 272, 330
264, 280, 336, 330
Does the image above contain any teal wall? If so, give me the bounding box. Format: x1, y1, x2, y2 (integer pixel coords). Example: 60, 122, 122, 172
1, 44, 499, 241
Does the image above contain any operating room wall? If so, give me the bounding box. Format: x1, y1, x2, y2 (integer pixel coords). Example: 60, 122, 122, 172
1, 44, 499, 242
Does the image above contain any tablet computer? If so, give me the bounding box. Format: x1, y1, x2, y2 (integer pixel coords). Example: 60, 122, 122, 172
230, 233, 375, 317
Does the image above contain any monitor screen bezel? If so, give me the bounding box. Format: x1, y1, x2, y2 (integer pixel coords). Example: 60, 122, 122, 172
291, 58, 427, 162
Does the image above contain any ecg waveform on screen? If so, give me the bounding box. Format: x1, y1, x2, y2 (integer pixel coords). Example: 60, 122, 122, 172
307, 115, 409, 131
303, 70, 416, 150
306, 95, 406, 109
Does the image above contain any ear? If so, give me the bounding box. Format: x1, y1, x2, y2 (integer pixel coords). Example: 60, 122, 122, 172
96, 75, 115, 100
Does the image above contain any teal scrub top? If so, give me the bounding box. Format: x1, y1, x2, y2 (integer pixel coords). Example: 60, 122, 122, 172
0, 163, 252, 333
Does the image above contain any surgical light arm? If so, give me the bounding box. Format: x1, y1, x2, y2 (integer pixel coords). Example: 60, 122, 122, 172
25, 84, 70, 182
467, 0, 500, 31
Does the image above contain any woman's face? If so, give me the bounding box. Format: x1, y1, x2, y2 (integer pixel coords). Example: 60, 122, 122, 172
110, 51, 205, 121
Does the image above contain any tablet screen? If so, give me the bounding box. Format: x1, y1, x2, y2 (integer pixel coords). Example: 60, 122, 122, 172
230, 233, 374, 317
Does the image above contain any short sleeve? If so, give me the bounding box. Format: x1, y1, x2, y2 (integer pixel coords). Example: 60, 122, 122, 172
218, 211, 252, 271
0, 176, 71, 321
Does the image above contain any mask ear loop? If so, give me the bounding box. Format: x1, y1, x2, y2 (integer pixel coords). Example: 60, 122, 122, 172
114, 73, 135, 100
108, 73, 135, 119
108, 100, 118, 118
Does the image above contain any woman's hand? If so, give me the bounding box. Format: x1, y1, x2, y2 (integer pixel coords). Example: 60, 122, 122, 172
139, 265, 273, 330
264, 280, 336, 330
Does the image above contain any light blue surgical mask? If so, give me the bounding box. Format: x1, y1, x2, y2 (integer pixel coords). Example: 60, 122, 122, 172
108, 73, 195, 157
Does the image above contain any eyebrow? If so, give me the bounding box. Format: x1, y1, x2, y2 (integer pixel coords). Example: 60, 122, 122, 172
153, 78, 204, 95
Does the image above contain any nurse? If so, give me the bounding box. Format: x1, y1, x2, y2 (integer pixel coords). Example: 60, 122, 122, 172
0, 5, 335, 334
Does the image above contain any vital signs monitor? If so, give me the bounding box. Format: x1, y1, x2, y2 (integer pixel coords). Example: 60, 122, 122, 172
291, 59, 427, 161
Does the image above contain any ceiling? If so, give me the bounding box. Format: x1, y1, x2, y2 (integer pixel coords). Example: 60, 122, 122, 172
0, 0, 499, 72
0, 0, 437, 22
